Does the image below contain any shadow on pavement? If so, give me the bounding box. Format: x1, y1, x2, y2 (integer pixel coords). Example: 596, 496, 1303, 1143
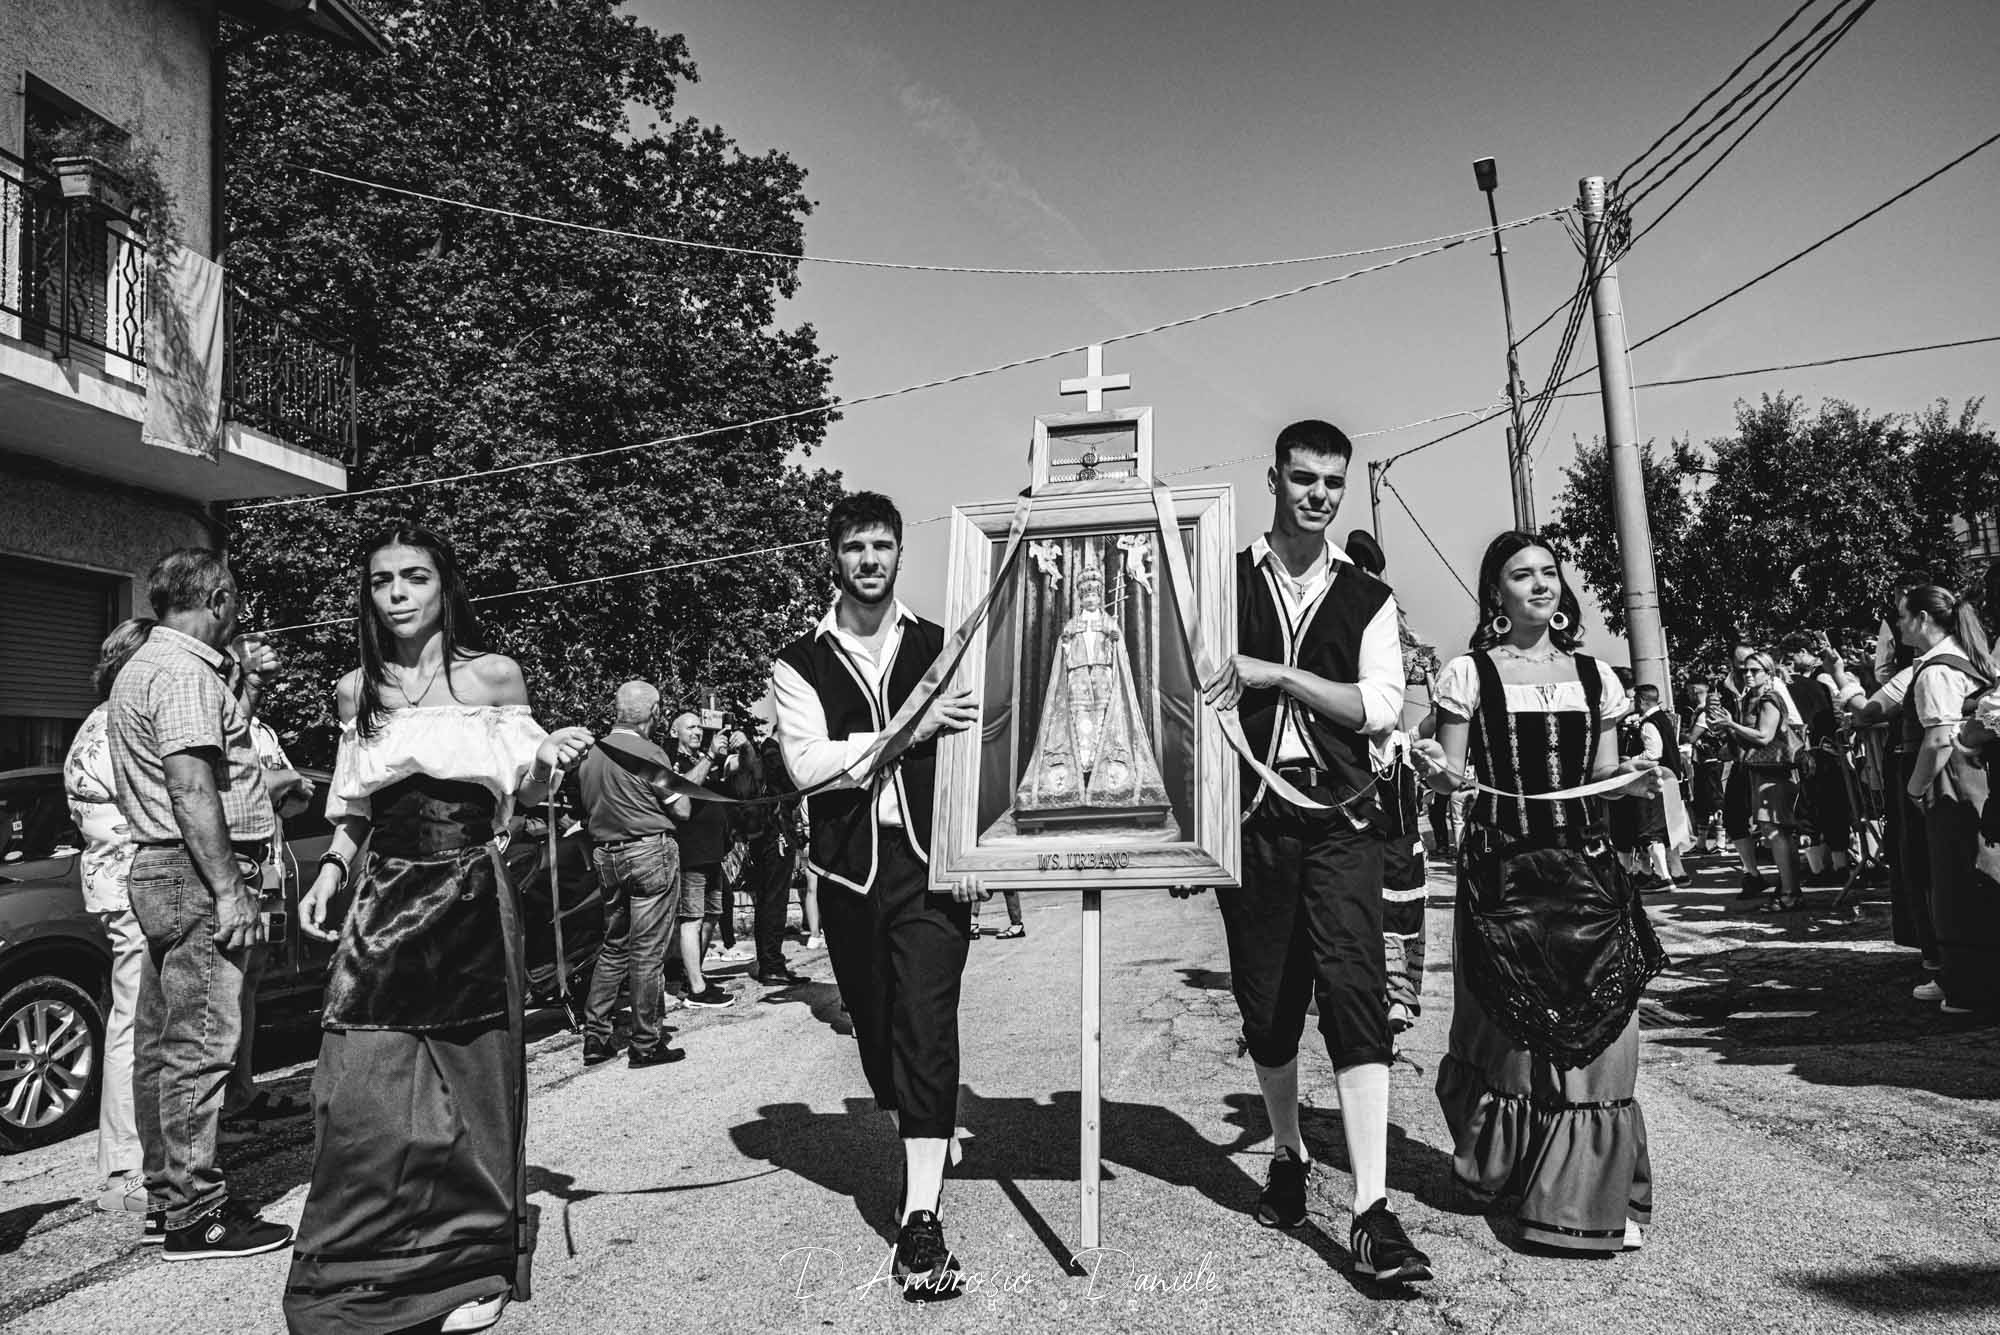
1788, 1262, 2000, 1315
1644, 937, 2000, 1099
730, 1088, 1427, 1299
0, 1197, 79, 1256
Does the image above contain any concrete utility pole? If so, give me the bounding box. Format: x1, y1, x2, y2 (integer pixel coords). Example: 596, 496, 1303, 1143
1577, 175, 1671, 707
1475, 157, 1535, 531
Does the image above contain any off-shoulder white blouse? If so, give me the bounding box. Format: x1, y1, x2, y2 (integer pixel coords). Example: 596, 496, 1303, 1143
1433, 654, 1630, 724
327, 705, 548, 831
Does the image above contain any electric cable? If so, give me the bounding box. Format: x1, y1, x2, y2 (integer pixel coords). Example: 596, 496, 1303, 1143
236, 210, 1563, 512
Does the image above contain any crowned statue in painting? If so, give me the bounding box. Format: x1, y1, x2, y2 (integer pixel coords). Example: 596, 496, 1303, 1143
1014, 547, 1171, 830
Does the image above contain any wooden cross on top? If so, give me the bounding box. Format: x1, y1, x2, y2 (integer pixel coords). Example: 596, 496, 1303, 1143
1059, 344, 1131, 413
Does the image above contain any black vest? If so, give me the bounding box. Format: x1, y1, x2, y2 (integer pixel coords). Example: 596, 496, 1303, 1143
775, 614, 944, 892
1235, 548, 1394, 811
1635, 706, 1683, 779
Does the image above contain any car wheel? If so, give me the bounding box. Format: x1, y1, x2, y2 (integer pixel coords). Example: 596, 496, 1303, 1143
0, 975, 105, 1153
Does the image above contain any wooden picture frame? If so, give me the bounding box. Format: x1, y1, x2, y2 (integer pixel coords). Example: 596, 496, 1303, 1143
929, 483, 1240, 891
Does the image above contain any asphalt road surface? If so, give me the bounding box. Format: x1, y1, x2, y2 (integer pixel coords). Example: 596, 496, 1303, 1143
3, 854, 1997, 1334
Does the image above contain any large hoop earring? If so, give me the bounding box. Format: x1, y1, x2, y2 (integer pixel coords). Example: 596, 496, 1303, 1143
1487, 614, 1511, 638
1550, 611, 1571, 632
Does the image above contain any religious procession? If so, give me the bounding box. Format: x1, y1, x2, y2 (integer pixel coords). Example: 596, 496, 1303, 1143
2, 3, 1997, 1334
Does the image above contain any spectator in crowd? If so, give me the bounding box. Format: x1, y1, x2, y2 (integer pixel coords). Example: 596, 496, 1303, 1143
666, 710, 736, 1007
970, 889, 1026, 940
724, 726, 811, 984
1625, 683, 1689, 888
1710, 650, 1804, 911
224, 684, 314, 1127
1681, 681, 1728, 854
1897, 585, 1997, 1014
1378, 731, 1427, 1032
1783, 638, 1854, 887
107, 548, 291, 1260
62, 618, 157, 1217
578, 680, 690, 1067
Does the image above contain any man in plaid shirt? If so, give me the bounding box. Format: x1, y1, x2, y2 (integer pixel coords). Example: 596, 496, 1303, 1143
107, 548, 293, 1262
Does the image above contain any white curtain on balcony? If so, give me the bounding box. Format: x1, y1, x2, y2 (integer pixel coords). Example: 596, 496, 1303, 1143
141, 246, 224, 459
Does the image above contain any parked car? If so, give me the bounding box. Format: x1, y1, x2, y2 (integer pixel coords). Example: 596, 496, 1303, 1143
0, 765, 603, 1153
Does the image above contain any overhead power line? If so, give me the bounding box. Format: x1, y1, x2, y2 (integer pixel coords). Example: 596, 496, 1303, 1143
293, 164, 1544, 278
251, 332, 1999, 634
1378, 128, 2000, 470
1614, 0, 1834, 185
236, 209, 1563, 512
1620, 0, 1877, 246
1619, 0, 1871, 202
1381, 477, 1477, 602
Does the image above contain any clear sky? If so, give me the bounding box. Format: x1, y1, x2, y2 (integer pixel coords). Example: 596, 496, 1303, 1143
628, 0, 2000, 662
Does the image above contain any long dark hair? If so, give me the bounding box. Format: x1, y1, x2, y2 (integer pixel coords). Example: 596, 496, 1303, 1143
1468, 531, 1585, 653
355, 525, 486, 737
1900, 583, 1998, 676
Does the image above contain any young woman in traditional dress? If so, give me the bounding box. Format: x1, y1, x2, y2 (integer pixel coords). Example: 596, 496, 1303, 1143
285, 527, 592, 1334
1412, 532, 1666, 1254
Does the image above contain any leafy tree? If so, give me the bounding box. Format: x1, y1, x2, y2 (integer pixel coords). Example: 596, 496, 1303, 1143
1903, 398, 2000, 592
219, 0, 842, 763
1542, 434, 1704, 645
1678, 396, 1914, 668
1547, 394, 2000, 679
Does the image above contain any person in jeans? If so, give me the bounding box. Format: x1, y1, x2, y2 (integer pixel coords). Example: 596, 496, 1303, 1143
667, 710, 735, 1007
62, 618, 158, 1218
106, 548, 291, 1261
578, 681, 689, 1066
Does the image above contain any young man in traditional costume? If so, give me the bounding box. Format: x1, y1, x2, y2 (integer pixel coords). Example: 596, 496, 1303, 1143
1202, 420, 1435, 1283
770, 491, 982, 1300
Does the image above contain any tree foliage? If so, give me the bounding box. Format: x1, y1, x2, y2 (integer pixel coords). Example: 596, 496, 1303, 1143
1547, 393, 2000, 679
220, 0, 843, 763
1541, 435, 1704, 642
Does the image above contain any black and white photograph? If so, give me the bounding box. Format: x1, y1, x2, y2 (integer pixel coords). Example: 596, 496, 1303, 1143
1, 1, 1997, 1331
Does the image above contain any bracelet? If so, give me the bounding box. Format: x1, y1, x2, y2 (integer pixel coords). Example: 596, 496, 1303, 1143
317, 850, 350, 889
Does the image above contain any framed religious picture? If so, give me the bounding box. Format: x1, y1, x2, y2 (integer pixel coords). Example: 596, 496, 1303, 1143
929, 481, 1240, 891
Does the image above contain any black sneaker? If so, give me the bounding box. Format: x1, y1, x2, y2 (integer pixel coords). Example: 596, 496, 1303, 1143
1734, 872, 1770, 901
1254, 1146, 1310, 1228
141, 1210, 165, 1245
582, 1038, 622, 1066
892, 1210, 964, 1302
1350, 1198, 1433, 1283
628, 1045, 687, 1068
752, 967, 811, 985
684, 986, 734, 1009
163, 1201, 294, 1262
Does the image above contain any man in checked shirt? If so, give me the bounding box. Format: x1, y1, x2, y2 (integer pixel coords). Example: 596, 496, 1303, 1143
108, 548, 293, 1262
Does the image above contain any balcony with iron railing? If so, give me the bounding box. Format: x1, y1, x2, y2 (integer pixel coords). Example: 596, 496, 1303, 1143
0, 145, 355, 491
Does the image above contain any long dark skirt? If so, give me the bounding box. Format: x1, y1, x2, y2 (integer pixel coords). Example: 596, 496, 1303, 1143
1438, 968, 1652, 1252
1927, 792, 2000, 1010
1888, 750, 1936, 955
285, 849, 529, 1334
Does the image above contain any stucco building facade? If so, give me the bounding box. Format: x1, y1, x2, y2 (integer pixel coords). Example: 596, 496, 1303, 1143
0, 0, 383, 768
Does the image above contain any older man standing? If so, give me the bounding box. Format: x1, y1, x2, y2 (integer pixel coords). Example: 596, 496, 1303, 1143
107, 548, 292, 1261
578, 681, 691, 1067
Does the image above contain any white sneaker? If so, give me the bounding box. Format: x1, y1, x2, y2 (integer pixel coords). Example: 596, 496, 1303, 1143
1912, 980, 1946, 1002
1623, 1219, 1645, 1250
441, 1293, 509, 1333
805, 933, 824, 951
1941, 999, 1973, 1015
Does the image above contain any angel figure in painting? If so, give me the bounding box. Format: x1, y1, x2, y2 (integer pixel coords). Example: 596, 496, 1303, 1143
1015, 561, 1170, 828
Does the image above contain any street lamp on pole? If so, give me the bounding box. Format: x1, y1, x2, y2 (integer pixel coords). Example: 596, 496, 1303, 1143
1474, 155, 1535, 531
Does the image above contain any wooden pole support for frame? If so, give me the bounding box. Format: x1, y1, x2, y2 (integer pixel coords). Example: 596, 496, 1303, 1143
1077, 889, 1103, 1261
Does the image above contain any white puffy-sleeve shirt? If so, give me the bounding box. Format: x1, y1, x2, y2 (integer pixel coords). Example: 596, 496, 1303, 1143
1433, 653, 1630, 725
327, 705, 548, 833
